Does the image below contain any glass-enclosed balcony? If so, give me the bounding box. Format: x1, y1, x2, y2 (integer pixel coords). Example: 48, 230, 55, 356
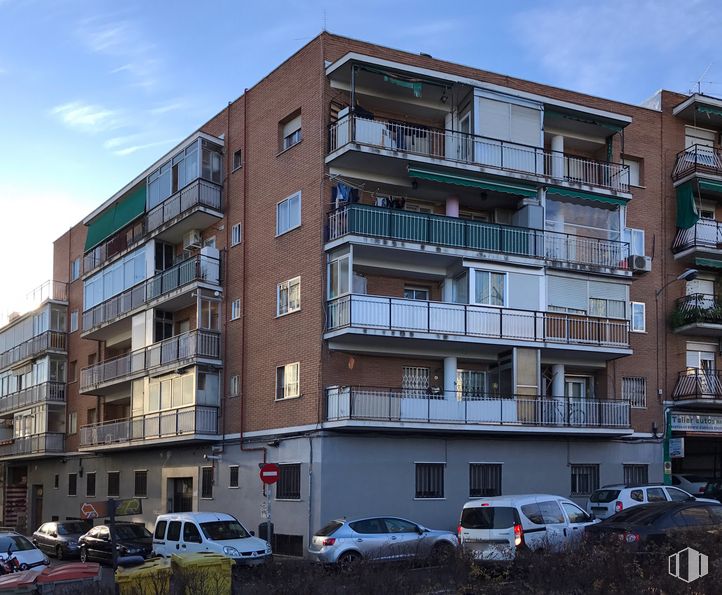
0, 382, 65, 416
0, 433, 64, 459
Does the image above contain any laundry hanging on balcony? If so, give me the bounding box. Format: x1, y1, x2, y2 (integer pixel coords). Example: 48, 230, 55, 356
676, 181, 699, 230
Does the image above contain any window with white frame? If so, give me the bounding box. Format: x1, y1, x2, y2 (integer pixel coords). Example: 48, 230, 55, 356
281, 114, 302, 150
232, 149, 243, 170
229, 374, 239, 397
328, 254, 350, 299
276, 363, 300, 400
623, 464, 648, 485
231, 299, 241, 320
277, 277, 301, 316
68, 411, 77, 435
622, 377, 647, 408
624, 228, 645, 256
231, 223, 242, 246
622, 158, 642, 187
403, 286, 430, 301
589, 298, 626, 319
276, 192, 301, 235
570, 464, 599, 496
474, 271, 505, 306
71, 258, 81, 281
415, 463, 445, 499
70, 311, 78, 333
469, 463, 502, 497
631, 302, 646, 332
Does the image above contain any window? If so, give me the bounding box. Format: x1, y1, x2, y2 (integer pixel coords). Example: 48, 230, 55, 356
349, 518, 386, 534
624, 228, 645, 256
622, 158, 642, 187
276, 192, 302, 235
277, 464, 301, 500
623, 464, 648, 485
276, 363, 300, 400
86, 472, 96, 498
277, 277, 301, 316
53, 474, 59, 489
630, 302, 646, 332
183, 522, 202, 543
415, 463, 445, 499
647, 487, 666, 502
231, 223, 242, 246
201, 466, 213, 499
70, 311, 78, 333
622, 377, 647, 408
570, 464, 599, 496
589, 298, 626, 319
107, 471, 120, 498
281, 113, 302, 150
229, 466, 239, 488
232, 149, 243, 171
231, 299, 241, 321
403, 287, 430, 301
469, 463, 502, 497
562, 502, 590, 524
384, 518, 418, 533
68, 412, 77, 435
154, 521, 167, 540
71, 258, 81, 281
229, 375, 239, 397
167, 521, 181, 541
666, 487, 692, 502
474, 271, 505, 306
134, 470, 148, 498
69, 361, 77, 383
68, 473, 77, 497
328, 254, 350, 299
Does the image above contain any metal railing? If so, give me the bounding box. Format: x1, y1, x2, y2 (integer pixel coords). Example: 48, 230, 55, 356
80, 330, 221, 392
672, 218, 722, 253
672, 144, 722, 181
328, 204, 629, 270
326, 387, 630, 428
79, 405, 219, 447
0, 331, 67, 370
0, 433, 65, 457
327, 295, 630, 348
83, 179, 223, 274
673, 369, 722, 400
672, 293, 722, 328
82, 254, 221, 333
329, 115, 629, 193
0, 382, 66, 415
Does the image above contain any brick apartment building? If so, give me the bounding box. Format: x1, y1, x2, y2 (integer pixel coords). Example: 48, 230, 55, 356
0, 33, 720, 555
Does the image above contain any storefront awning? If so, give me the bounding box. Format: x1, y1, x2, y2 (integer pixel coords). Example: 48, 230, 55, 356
84, 185, 147, 252
546, 186, 628, 206
676, 181, 699, 230
407, 168, 537, 198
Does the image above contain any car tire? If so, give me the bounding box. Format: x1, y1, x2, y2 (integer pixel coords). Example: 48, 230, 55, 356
337, 550, 362, 570
430, 542, 455, 565
55, 545, 64, 561
80, 547, 88, 563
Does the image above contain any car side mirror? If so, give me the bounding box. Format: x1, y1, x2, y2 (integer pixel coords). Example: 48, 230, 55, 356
416, 526, 424, 535
50, 532, 57, 538
250, 531, 255, 537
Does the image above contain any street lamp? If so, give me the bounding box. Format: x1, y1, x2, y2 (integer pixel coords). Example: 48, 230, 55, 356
654, 268, 699, 298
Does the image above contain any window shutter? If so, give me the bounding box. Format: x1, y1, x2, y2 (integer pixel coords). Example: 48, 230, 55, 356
477, 98, 510, 140
547, 276, 587, 311
589, 280, 627, 301
510, 104, 541, 147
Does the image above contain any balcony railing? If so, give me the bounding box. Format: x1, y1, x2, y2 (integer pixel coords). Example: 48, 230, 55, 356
672, 219, 722, 253
328, 204, 629, 270
83, 179, 223, 274
671, 293, 722, 328
673, 369, 722, 401
326, 387, 630, 429
0, 331, 66, 371
327, 295, 630, 348
82, 254, 221, 333
329, 115, 629, 193
0, 382, 66, 415
0, 433, 65, 457
672, 144, 722, 181
80, 330, 221, 392
79, 405, 219, 447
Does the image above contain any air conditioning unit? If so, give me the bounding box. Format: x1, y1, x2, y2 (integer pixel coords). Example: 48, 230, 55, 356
183, 229, 202, 250
628, 254, 652, 273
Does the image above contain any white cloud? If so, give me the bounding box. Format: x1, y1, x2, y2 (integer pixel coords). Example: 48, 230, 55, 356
112, 138, 179, 157
50, 101, 124, 133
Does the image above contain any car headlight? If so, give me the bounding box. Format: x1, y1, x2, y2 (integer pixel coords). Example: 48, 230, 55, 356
223, 546, 240, 557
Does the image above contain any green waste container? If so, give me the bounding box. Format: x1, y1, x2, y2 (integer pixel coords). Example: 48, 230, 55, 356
115, 557, 171, 595
171, 552, 235, 595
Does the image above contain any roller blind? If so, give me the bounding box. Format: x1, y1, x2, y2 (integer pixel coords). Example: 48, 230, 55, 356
589, 280, 627, 301
547, 276, 587, 311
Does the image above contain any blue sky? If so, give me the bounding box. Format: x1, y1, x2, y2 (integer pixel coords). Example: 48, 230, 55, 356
1, 0, 721, 316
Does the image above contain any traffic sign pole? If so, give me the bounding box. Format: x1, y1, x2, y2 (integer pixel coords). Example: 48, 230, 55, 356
109, 499, 118, 569
259, 463, 279, 547
266, 483, 272, 547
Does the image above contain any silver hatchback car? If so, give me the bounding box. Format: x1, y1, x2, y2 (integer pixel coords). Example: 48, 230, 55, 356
308, 516, 457, 565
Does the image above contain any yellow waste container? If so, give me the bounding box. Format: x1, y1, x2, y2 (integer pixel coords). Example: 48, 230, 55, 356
115, 558, 172, 595
171, 552, 235, 595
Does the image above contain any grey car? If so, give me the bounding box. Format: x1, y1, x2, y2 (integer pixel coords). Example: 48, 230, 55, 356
308, 516, 458, 565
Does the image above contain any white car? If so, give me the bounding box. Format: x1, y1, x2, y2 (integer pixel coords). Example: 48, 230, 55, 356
0, 532, 50, 570
458, 494, 598, 561
152, 512, 271, 565
586, 484, 719, 519
672, 474, 712, 496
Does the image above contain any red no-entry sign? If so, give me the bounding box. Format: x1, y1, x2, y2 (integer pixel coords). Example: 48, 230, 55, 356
259, 463, 280, 485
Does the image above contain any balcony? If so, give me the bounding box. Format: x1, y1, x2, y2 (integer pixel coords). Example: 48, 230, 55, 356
80, 330, 221, 395
326, 387, 630, 434
0, 433, 65, 459
673, 369, 722, 407
328, 115, 629, 194
672, 219, 722, 263
671, 294, 722, 335
0, 331, 66, 371
0, 382, 66, 416
79, 405, 219, 449
326, 295, 630, 356
328, 204, 630, 272
672, 144, 722, 183
82, 254, 221, 338
83, 179, 223, 275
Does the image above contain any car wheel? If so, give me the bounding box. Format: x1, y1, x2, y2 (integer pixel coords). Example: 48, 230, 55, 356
80, 547, 88, 563
55, 545, 64, 561
430, 542, 455, 565
337, 550, 362, 570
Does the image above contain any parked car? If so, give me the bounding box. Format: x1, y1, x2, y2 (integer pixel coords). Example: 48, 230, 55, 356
152, 513, 271, 565
587, 484, 719, 519
585, 501, 722, 551
0, 532, 49, 570
672, 474, 713, 496
308, 516, 457, 565
457, 494, 598, 561
32, 521, 89, 560
703, 481, 722, 503
79, 523, 153, 564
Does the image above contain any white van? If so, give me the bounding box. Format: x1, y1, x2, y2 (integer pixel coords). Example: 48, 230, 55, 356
458, 494, 598, 561
152, 512, 271, 565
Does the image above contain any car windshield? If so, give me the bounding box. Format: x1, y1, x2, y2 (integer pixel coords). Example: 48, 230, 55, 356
114, 525, 152, 540
58, 522, 87, 535
590, 489, 621, 503
315, 521, 343, 537
200, 521, 249, 541
0, 535, 35, 552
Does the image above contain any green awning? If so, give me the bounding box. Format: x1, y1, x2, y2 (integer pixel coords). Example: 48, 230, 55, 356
84, 185, 147, 252
697, 105, 722, 118
699, 180, 722, 194
546, 186, 628, 206
676, 181, 699, 230
407, 168, 537, 198
695, 257, 722, 270
544, 109, 625, 132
